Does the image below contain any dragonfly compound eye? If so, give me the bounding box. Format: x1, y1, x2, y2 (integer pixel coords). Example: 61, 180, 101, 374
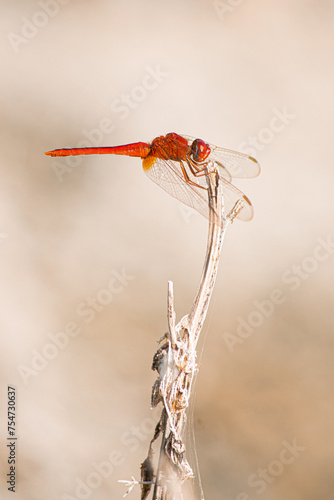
191, 139, 211, 162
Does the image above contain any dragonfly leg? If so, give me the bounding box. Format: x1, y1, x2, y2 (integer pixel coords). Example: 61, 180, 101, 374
182, 160, 219, 219
180, 162, 207, 190
186, 157, 216, 178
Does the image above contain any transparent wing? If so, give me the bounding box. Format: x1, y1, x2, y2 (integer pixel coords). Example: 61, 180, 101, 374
142, 156, 254, 222
142, 157, 211, 222
182, 134, 261, 180
218, 177, 254, 221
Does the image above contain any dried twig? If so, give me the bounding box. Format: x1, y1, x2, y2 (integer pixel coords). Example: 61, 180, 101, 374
136, 161, 243, 500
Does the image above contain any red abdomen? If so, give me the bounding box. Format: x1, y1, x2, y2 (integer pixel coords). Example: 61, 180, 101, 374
45, 142, 151, 158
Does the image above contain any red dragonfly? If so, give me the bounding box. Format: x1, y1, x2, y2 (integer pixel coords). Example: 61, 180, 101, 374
45, 132, 260, 222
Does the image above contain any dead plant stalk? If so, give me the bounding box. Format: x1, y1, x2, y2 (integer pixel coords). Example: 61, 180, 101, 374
137, 160, 243, 500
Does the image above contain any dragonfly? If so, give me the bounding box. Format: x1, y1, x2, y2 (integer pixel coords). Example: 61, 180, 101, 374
45, 132, 260, 222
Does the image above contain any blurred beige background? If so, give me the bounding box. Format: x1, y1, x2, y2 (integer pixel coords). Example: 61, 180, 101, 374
1, 1, 334, 499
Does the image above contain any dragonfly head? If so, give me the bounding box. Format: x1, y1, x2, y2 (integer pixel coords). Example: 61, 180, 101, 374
190, 139, 211, 163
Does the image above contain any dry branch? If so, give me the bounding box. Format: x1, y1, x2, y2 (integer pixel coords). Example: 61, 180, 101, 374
138, 161, 243, 500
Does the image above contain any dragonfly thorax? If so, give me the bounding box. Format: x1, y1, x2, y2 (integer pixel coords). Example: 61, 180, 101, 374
150, 132, 189, 161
